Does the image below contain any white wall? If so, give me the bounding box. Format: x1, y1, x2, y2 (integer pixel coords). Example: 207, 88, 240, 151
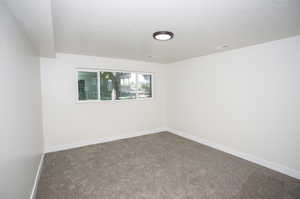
40, 53, 167, 152
0, 3, 44, 199
167, 36, 300, 176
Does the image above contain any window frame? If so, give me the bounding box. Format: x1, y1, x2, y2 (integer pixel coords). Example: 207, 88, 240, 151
75, 68, 154, 103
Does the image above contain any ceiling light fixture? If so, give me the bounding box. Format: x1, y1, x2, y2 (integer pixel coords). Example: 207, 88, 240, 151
153, 31, 174, 41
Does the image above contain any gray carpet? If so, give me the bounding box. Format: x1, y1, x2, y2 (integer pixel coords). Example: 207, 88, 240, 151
37, 132, 300, 199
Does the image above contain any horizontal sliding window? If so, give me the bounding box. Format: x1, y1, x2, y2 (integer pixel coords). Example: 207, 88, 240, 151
77, 70, 153, 102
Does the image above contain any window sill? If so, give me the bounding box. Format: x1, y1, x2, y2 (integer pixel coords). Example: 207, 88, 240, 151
76, 97, 154, 104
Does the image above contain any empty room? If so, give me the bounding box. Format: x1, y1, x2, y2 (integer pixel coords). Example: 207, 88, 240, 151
1, 0, 300, 198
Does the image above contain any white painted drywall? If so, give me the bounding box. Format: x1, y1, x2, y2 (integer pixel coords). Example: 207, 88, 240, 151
3, 0, 55, 57
0, 3, 44, 199
167, 36, 300, 173
40, 53, 167, 152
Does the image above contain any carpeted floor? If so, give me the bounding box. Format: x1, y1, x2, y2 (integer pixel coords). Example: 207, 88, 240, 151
37, 132, 300, 199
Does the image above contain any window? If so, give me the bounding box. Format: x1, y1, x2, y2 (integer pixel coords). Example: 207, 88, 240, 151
100, 72, 137, 100
137, 73, 152, 98
77, 71, 98, 101
100, 72, 115, 100
77, 70, 153, 102
115, 72, 136, 100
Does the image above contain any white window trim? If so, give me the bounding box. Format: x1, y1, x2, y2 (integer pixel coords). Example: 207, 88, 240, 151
75, 68, 154, 103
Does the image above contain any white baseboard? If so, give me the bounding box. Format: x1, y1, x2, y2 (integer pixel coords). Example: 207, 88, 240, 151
168, 128, 300, 180
45, 127, 168, 153
30, 154, 44, 199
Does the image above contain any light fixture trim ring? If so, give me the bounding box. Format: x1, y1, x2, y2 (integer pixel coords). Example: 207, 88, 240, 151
153, 31, 174, 41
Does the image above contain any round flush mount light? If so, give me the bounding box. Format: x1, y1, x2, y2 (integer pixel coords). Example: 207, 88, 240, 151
153, 31, 174, 41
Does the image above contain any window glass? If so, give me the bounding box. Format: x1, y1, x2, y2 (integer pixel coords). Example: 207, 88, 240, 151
100, 72, 115, 100
77, 72, 98, 100
116, 72, 136, 100
137, 74, 152, 98
100, 72, 137, 100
